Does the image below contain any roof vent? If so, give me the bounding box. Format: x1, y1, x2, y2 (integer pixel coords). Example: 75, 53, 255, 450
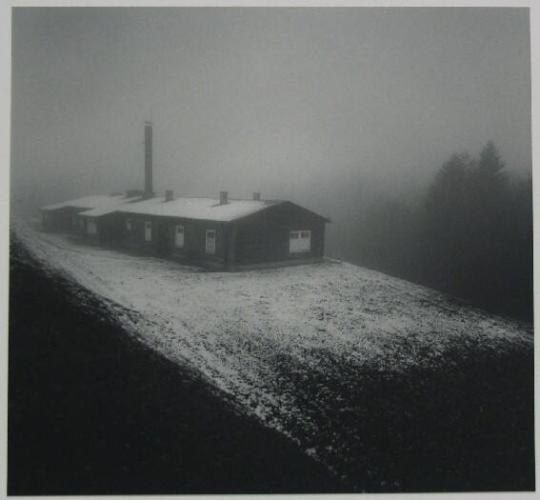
165, 190, 174, 202
219, 191, 228, 205
253, 192, 261, 201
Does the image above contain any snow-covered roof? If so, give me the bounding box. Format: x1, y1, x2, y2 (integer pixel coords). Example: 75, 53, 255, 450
41, 194, 139, 212
115, 196, 281, 222
42, 193, 329, 222
80, 197, 143, 217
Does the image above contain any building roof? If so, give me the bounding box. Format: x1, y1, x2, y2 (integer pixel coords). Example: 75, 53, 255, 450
42, 193, 330, 223
114, 196, 282, 222
80, 198, 143, 217
41, 194, 140, 212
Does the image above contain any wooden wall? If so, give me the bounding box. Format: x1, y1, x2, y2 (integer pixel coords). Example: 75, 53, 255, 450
45, 202, 328, 270
42, 207, 88, 232
115, 212, 227, 266
233, 203, 326, 265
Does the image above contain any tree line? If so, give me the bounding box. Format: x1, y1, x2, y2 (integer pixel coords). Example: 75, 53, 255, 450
355, 142, 533, 321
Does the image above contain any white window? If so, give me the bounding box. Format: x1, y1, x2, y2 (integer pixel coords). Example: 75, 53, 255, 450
174, 224, 185, 248
125, 219, 132, 232
87, 219, 97, 235
205, 229, 216, 255
144, 221, 152, 242
289, 229, 311, 253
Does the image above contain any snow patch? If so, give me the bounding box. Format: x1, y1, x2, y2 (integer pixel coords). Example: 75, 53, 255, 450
12, 218, 533, 482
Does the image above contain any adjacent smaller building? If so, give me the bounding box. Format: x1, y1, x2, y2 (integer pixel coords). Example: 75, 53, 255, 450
41, 190, 330, 270
41, 193, 141, 234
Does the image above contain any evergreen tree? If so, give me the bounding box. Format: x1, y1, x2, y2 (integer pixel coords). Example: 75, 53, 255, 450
355, 142, 532, 320
422, 153, 473, 292
477, 140, 506, 180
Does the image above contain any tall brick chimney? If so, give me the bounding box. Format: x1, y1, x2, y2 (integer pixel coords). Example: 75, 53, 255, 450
219, 191, 228, 205
144, 121, 153, 198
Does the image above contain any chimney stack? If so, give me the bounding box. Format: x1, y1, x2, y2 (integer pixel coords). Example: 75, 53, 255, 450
165, 190, 174, 202
144, 121, 153, 198
253, 192, 261, 201
219, 191, 228, 205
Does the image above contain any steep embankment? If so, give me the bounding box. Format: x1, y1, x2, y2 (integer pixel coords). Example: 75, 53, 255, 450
11, 218, 535, 491
9, 237, 339, 495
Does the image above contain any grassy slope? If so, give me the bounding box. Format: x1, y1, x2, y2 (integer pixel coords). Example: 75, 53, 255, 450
8, 239, 341, 495
10, 220, 535, 491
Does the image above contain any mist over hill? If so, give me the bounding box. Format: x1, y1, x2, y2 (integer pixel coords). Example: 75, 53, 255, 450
11, 8, 532, 321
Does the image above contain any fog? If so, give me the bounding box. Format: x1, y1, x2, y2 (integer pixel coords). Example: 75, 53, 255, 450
11, 7, 531, 273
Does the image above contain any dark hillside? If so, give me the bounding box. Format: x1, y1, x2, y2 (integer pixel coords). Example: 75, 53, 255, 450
8, 237, 342, 495
278, 345, 535, 491
8, 233, 535, 493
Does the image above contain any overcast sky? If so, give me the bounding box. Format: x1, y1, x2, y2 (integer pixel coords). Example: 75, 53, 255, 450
11, 7, 531, 211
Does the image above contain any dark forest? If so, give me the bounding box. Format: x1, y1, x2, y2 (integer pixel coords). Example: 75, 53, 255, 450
350, 141, 533, 321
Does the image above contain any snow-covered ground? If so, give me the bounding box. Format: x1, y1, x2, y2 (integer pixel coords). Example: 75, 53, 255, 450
12, 218, 533, 482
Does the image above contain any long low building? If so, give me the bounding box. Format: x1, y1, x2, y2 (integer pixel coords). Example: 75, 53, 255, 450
40, 123, 329, 270
41, 190, 330, 270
